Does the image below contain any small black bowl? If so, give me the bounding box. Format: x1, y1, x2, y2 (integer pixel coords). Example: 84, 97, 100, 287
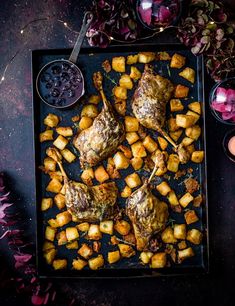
222, 129, 235, 162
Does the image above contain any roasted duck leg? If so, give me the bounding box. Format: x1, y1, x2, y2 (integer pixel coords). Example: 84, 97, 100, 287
47, 147, 118, 222
126, 152, 169, 251
132, 65, 190, 163
73, 72, 125, 168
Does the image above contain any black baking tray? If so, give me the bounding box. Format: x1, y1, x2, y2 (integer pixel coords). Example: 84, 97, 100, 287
32, 42, 209, 278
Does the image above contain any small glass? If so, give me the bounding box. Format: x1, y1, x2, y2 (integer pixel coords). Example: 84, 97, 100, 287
222, 129, 235, 162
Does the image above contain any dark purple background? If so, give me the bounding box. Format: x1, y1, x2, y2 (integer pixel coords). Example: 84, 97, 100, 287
0, 0, 235, 305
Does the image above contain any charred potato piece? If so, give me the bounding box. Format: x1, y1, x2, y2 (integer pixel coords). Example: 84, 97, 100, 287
112, 56, 125, 72
118, 244, 135, 258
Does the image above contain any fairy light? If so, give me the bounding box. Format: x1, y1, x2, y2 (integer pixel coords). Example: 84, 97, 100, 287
209, 21, 215, 24
160, 27, 164, 32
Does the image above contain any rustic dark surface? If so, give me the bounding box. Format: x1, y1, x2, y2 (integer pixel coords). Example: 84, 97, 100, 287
0, 0, 235, 305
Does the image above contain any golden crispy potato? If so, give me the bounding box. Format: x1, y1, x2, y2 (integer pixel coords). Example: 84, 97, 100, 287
119, 74, 133, 89
168, 117, 180, 132
184, 210, 199, 225
179, 192, 194, 208
114, 97, 126, 116
169, 130, 183, 142
167, 190, 179, 206
126, 132, 140, 145
127, 54, 139, 65
113, 86, 127, 100
56, 126, 73, 137
118, 145, 132, 159
43, 248, 57, 265
39, 130, 53, 142
113, 151, 130, 170
178, 240, 187, 250
161, 227, 177, 244
151, 252, 167, 268
78, 243, 93, 259
88, 255, 104, 270
170, 99, 184, 112
156, 181, 171, 196
61, 149, 76, 163
167, 154, 180, 173
94, 165, 109, 183
179, 67, 195, 84
72, 258, 87, 270
52, 259, 67, 270
53, 135, 68, 150
170, 53, 186, 68
46, 179, 62, 193
45, 226, 57, 242
41, 198, 53, 211
131, 141, 147, 158
125, 172, 141, 188
81, 168, 94, 186
77, 222, 90, 232
174, 224, 186, 240
191, 151, 204, 163
185, 125, 201, 140
186, 229, 203, 245
44, 157, 56, 172
66, 241, 78, 249
112, 56, 125, 72
174, 84, 189, 98
88, 224, 102, 240
188, 101, 201, 114
138, 52, 155, 63
57, 230, 67, 245
176, 114, 195, 128
65, 227, 79, 242
121, 185, 132, 198
130, 66, 142, 80
139, 251, 153, 264
178, 247, 194, 262
130, 157, 143, 171
81, 104, 99, 118
44, 113, 60, 128
114, 220, 131, 235
88, 94, 101, 104
118, 244, 135, 258
108, 250, 120, 264
43, 241, 55, 252
79, 116, 93, 130
142, 135, 158, 153
100, 220, 114, 235
56, 211, 72, 227
157, 136, 168, 150
125, 116, 139, 132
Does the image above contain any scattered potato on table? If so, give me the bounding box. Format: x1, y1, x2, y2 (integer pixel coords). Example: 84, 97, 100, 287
72, 258, 87, 270
113, 151, 130, 170
185, 125, 201, 140
156, 181, 171, 196
118, 244, 135, 258
125, 172, 141, 188
167, 154, 180, 173
193, 194, 203, 207
174, 84, 189, 98
108, 250, 121, 264
100, 220, 114, 235
57, 230, 68, 245
170, 130, 183, 142
44, 248, 57, 265
56, 126, 73, 137
127, 54, 139, 65
188, 101, 201, 114
77, 222, 90, 232
41, 198, 53, 211
178, 247, 194, 262
125, 116, 139, 132
43, 241, 55, 252
119, 74, 133, 89
48, 218, 59, 228
184, 210, 199, 225
66, 241, 78, 249
143, 135, 158, 153
53, 135, 68, 150
130, 66, 142, 80
79, 116, 93, 130
151, 252, 167, 268
167, 190, 179, 206
140, 251, 153, 264
114, 97, 126, 116
113, 86, 127, 100
65, 227, 79, 242
176, 114, 195, 128
56, 211, 72, 227
52, 259, 67, 270
161, 227, 177, 244
78, 243, 93, 259
178, 240, 187, 250
81, 104, 98, 118
157, 136, 168, 150
61, 149, 76, 163
88, 94, 101, 104
44, 113, 60, 127
170, 53, 186, 69
179, 67, 195, 83
81, 168, 94, 186
112, 56, 125, 72
88, 255, 104, 270
40, 130, 53, 142
45, 226, 57, 242
126, 132, 139, 145
173, 224, 186, 240
138, 52, 155, 63
191, 151, 204, 163
168, 117, 180, 132
88, 224, 102, 240
44, 157, 56, 172
187, 229, 203, 245
94, 165, 109, 183
170, 99, 184, 112
46, 178, 62, 193
186, 110, 200, 124
130, 157, 143, 170
179, 192, 194, 208
131, 141, 147, 158
121, 185, 132, 198
114, 220, 131, 236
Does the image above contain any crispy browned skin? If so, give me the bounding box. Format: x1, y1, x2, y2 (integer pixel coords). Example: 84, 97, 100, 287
73, 72, 125, 168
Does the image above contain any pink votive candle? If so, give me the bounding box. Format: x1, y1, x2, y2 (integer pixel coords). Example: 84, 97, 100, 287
228, 136, 235, 156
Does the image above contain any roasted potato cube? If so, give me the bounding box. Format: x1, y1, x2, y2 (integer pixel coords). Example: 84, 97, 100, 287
186, 110, 200, 124
127, 54, 139, 64
173, 224, 186, 240
45, 226, 57, 242
110, 235, 119, 245
118, 145, 132, 159
119, 74, 133, 89
53, 135, 68, 150
61, 149, 76, 163
155, 166, 167, 176
46, 147, 62, 161
161, 227, 177, 243
44, 113, 60, 128
43, 241, 55, 252
52, 259, 67, 270
178, 247, 194, 262
130, 66, 141, 80
78, 243, 93, 259
170, 53, 186, 69
114, 220, 131, 236
46, 179, 62, 193
157, 136, 168, 150
143, 135, 158, 153
94, 165, 109, 183
66, 241, 78, 249
168, 117, 180, 132
81, 104, 98, 118
56, 211, 72, 227
114, 97, 126, 116
48, 218, 59, 228
174, 84, 189, 98
187, 229, 203, 245
108, 250, 120, 264
112, 56, 125, 72
79, 116, 93, 130
131, 141, 147, 158
88, 94, 101, 104
106, 158, 120, 180
88, 224, 102, 240
72, 214, 79, 222
167, 154, 180, 173
181, 137, 194, 147
49, 171, 63, 182
193, 194, 203, 207
179, 67, 195, 84
125, 173, 141, 188
170, 130, 183, 142
178, 240, 187, 250
77, 222, 90, 232
191, 151, 204, 163
44, 157, 56, 172
184, 210, 199, 225
125, 116, 139, 132
56, 126, 73, 137
121, 185, 132, 198
113, 86, 127, 100
151, 252, 167, 268
158, 51, 171, 60
176, 114, 195, 128
113, 152, 130, 170
100, 220, 114, 235
72, 258, 87, 270
118, 244, 135, 258
179, 192, 194, 208
44, 248, 57, 265
60, 184, 66, 195
65, 227, 79, 242
186, 144, 195, 155
57, 230, 68, 245
88, 255, 104, 270
40, 130, 53, 142
138, 52, 155, 63
185, 125, 201, 140
156, 181, 171, 196
81, 168, 94, 186
41, 198, 53, 211
130, 157, 143, 170
126, 132, 139, 145
139, 251, 153, 264
170, 99, 184, 112
188, 101, 201, 114
167, 190, 179, 206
